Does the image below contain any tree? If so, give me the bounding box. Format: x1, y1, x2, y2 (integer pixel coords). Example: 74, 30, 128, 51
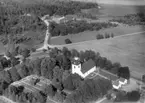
3, 70, 13, 84
17, 64, 29, 78
42, 84, 57, 98
0, 80, 9, 95
62, 75, 75, 91
105, 33, 110, 38
62, 70, 70, 82
41, 58, 56, 79
10, 57, 19, 67
0, 61, 3, 71
62, 56, 71, 70
65, 78, 112, 103
127, 91, 140, 101
65, 39, 72, 44
21, 48, 30, 59
32, 58, 42, 76
118, 66, 130, 79
53, 66, 63, 82
105, 60, 113, 71
142, 74, 145, 83
52, 78, 64, 91
79, 51, 85, 62
111, 62, 121, 74
111, 33, 114, 38
9, 67, 21, 81
71, 49, 79, 57
53, 91, 66, 103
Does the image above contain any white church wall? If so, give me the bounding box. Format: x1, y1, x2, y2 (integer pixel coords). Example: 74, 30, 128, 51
83, 66, 96, 78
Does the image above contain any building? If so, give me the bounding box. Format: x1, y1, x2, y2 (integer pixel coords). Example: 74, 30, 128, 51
112, 78, 128, 90
71, 57, 98, 78
119, 77, 128, 85
112, 80, 122, 90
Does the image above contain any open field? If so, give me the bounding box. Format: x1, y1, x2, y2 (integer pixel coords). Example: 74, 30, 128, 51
62, 32, 145, 75
50, 25, 143, 45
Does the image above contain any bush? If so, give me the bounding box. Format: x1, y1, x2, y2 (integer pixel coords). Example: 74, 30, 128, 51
43, 49, 47, 53
31, 48, 36, 52
105, 33, 110, 38
111, 33, 114, 38
127, 91, 140, 101
65, 39, 72, 44
96, 34, 104, 40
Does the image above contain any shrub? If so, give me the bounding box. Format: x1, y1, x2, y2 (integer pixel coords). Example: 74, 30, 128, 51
96, 34, 104, 40
31, 48, 36, 52
43, 49, 47, 53
65, 39, 72, 44
111, 33, 114, 38
105, 33, 110, 38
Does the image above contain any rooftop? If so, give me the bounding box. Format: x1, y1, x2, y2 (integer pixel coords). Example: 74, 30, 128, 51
119, 77, 126, 82
81, 59, 96, 73
112, 80, 120, 86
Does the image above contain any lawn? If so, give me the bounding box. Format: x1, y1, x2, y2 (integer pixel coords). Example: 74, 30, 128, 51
50, 25, 143, 45
63, 32, 145, 77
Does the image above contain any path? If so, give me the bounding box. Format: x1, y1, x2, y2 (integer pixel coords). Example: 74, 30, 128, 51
0, 96, 16, 103
47, 96, 58, 103
95, 97, 107, 103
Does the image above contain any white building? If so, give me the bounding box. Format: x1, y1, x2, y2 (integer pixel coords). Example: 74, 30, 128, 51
71, 57, 98, 78
112, 80, 122, 90
119, 77, 128, 85
112, 78, 128, 90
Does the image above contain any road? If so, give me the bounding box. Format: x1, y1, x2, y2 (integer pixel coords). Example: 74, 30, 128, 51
95, 97, 107, 103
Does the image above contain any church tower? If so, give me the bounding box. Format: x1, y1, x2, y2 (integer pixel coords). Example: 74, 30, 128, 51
71, 57, 81, 74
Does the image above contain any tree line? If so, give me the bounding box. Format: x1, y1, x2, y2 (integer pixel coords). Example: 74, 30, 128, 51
49, 20, 117, 36
0, 0, 98, 36
96, 33, 114, 40
0, 0, 117, 46
110, 13, 145, 26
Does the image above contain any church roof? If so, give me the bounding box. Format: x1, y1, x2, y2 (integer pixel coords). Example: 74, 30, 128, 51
81, 59, 96, 73
112, 80, 120, 87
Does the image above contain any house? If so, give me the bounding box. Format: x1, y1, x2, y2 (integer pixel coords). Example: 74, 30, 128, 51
112, 77, 128, 90
71, 57, 98, 78
119, 77, 128, 85
112, 80, 122, 90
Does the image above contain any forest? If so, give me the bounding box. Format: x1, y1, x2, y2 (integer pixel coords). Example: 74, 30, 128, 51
111, 13, 145, 25
0, 0, 117, 45
0, 46, 131, 103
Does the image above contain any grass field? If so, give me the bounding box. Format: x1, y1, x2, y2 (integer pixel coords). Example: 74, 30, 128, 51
0, 42, 5, 54
63, 32, 145, 75
50, 25, 143, 45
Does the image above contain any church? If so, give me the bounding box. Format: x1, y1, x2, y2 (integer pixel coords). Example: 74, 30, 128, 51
71, 57, 98, 78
